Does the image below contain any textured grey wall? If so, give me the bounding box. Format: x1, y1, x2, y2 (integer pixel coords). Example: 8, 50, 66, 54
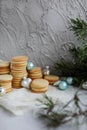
0, 0, 87, 72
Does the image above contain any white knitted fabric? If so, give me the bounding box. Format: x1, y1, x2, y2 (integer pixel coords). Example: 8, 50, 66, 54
0, 86, 77, 115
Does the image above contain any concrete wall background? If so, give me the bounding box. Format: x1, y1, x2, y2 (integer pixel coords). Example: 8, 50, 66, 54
0, 0, 87, 72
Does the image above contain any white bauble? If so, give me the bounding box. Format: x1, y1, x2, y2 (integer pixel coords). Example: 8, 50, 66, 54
82, 81, 87, 89
0, 87, 6, 96
21, 77, 32, 88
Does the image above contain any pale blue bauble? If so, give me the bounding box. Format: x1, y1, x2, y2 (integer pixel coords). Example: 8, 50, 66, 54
27, 61, 35, 70
66, 77, 73, 85
58, 81, 68, 90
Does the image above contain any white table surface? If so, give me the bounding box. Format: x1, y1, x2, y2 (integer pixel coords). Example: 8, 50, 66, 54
0, 86, 87, 130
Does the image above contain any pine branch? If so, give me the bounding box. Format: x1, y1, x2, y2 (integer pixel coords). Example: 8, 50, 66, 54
55, 18, 87, 86
70, 18, 87, 42
37, 92, 87, 128
36, 94, 59, 114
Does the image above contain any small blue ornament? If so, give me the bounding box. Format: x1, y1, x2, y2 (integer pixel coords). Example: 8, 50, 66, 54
27, 61, 35, 70
66, 77, 73, 85
58, 81, 68, 90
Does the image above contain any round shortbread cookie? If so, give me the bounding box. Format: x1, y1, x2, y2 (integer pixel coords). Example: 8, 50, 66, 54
0, 75, 13, 81
3, 85, 12, 89
11, 61, 27, 64
0, 82, 12, 86
31, 79, 49, 89
12, 72, 27, 77
44, 75, 59, 82
31, 87, 48, 93
6, 88, 13, 93
11, 68, 27, 71
0, 61, 10, 67
11, 70, 27, 74
28, 70, 42, 73
0, 66, 10, 69
28, 67, 41, 73
28, 71, 42, 75
0, 68, 10, 71
11, 63, 27, 67
12, 85, 22, 88
12, 56, 28, 62
28, 74, 42, 79
28, 72, 42, 76
11, 67, 27, 71
0, 80, 12, 83
13, 76, 22, 79
0, 71, 10, 74
29, 76, 42, 80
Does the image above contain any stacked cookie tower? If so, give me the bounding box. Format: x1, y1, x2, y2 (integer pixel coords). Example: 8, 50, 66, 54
44, 75, 59, 85
0, 75, 13, 93
11, 56, 28, 88
30, 79, 49, 93
28, 67, 43, 79
0, 61, 10, 74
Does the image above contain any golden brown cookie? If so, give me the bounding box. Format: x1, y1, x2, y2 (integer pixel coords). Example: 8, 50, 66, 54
0, 75, 13, 81
0, 61, 10, 67
12, 56, 28, 62
0, 61, 10, 74
28, 67, 43, 79
28, 67, 41, 73
30, 79, 49, 93
0, 74, 13, 93
44, 75, 59, 85
11, 55, 28, 88
31, 79, 49, 88
31, 87, 48, 93
6, 88, 13, 93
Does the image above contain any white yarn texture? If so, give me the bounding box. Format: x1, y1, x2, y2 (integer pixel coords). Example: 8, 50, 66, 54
0, 86, 77, 115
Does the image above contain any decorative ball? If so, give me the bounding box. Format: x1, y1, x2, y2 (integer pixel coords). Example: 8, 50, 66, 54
43, 66, 50, 76
66, 77, 73, 85
27, 61, 35, 70
82, 81, 87, 90
21, 77, 32, 88
0, 87, 6, 96
58, 81, 68, 90
27, 78, 32, 84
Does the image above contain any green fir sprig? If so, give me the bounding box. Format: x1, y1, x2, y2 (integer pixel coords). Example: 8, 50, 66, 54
55, 18, 87, 86
37, 92, 87, 128
70, 18, 87, 42
36, 94, 59, 114
37, 91, 87, 127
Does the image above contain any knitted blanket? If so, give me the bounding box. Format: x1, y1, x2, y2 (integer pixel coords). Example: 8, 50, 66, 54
0, 86, 76, 115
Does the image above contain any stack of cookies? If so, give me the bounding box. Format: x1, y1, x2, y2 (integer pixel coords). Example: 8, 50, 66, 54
44, 75, 59, 85
30, 79, 49, 93
0, 61, 10, 75
0, 74, 13, 93
28, 67, 43, 79
11, 56, 28, 88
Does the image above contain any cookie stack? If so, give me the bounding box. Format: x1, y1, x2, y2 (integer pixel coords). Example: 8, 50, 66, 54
30, 79, 49, 93
28, 67, 43, 79
11, 56, 28, 88
0, 74, 13, 93
0, 61, 10, 75
44, 75, 59, 85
